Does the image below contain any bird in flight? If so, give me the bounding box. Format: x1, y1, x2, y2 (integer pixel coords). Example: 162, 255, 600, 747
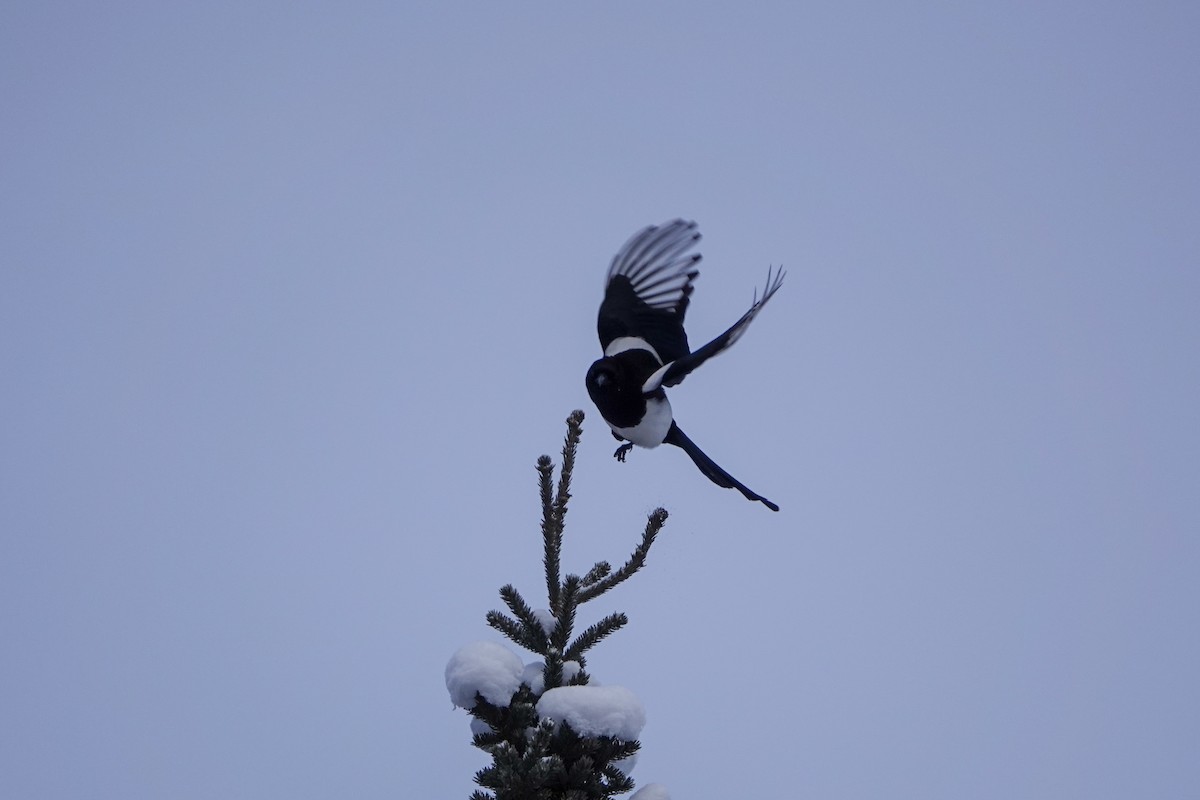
585, 219, 785, 511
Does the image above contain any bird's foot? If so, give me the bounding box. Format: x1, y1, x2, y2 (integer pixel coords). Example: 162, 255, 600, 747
613, 442, 634, 462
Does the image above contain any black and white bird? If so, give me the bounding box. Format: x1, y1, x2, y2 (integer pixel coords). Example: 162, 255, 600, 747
585, 219, 785, 511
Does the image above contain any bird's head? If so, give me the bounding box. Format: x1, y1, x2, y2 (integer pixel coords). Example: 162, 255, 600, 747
585, 358, 621, 398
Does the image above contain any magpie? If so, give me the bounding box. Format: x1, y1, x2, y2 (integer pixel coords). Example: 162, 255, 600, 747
585, 219, 785, 511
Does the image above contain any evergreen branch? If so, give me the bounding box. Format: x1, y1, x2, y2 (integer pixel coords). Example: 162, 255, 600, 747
498, 584, 549, 652
540, 411, 584, 618
537, 454, 554, 513
537, 454, 561, 615
600, 765, 636, 795
565, 612, 628, 664
543, 658, 563, 694
544, 574, 581, 691
485, 610, 544, 653
554, 575, 581, 653
606, 740, 641, 762
566, 754, 598, 786
581, 561, 612, 587
578, 508, 668, 604
552, 410, 585, 530
468, 695, 506, 741
471, 729, 503, 750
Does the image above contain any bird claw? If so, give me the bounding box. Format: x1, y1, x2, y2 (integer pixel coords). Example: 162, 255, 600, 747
614, 443, 634, 462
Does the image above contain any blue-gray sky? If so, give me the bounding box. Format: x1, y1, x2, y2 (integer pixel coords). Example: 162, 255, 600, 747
3, 3, 1198, 798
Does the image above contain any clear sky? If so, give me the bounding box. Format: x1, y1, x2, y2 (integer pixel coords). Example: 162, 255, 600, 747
2, 3, 1198, 798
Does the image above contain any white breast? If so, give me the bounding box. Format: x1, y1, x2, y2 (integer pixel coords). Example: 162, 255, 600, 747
613, 395, 673, 448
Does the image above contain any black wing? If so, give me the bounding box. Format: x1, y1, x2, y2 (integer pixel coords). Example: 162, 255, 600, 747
597, 219, 701, 364
645, 265, 785, 391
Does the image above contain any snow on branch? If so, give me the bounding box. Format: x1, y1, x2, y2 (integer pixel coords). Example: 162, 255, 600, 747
444, 410, 671, 799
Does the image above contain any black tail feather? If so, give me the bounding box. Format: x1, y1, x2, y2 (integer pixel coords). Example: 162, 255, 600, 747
664, 422, 779, 511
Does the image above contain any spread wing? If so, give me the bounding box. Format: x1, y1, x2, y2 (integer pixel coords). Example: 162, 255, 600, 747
596, 219, 701, 364
643, 265, 786, 392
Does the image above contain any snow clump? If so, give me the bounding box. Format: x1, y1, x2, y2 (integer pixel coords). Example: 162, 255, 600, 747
535, 684, 645, 739
445, 641, 524, 708
521, 661, 546, 695
532, 608, 556, 635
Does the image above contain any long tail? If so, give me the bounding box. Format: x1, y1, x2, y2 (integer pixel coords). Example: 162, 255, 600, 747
664, 422, 779, 511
